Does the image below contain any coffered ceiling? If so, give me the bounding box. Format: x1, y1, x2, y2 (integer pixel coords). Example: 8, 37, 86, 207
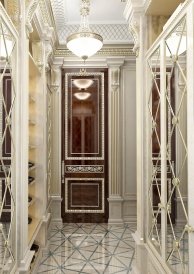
50, 0, 132, 45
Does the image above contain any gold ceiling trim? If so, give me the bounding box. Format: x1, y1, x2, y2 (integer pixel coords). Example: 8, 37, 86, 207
54, 46, 135, 57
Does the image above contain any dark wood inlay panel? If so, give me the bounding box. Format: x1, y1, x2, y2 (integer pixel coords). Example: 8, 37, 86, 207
71, 184, 99, 207
62, 68, 108, 223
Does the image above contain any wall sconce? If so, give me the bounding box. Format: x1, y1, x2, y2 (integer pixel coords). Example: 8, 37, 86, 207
74, 91, 91, 100
73, 79, 93, 100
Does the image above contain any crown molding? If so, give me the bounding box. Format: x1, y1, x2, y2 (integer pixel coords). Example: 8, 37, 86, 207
54, 45, 135, 58
124, 0, 146, 23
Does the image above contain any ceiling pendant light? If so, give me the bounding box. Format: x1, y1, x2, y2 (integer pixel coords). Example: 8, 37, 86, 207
74, 91, 91, 100
73, 79, 94, 89
66, 0, 103, 60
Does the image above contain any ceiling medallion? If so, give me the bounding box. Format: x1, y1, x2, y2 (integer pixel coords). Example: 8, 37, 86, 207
66, 0, 103, 60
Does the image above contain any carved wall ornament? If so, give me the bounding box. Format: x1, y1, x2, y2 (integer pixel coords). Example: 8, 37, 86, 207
45, 42, 53, 71
111, 67, 120, 92
25, 0, 40, 34
129, 19, 140, 57
50, 66, 61, 92
65, 165, 104, 173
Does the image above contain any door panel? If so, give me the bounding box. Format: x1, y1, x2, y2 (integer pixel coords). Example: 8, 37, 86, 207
0, 73, 11, 222
62, 68, 108, 223
152, 69, 176, 224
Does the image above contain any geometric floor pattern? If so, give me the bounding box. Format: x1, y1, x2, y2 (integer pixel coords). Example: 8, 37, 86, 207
37, 223, 136, 274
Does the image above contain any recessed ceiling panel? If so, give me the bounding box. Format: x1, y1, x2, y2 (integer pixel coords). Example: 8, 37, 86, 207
65, 0, 127, 24
51, 0, 132, 45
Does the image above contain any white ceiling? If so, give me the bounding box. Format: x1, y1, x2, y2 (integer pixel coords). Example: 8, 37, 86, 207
50, 0, 132, 45
64, 0, 127, 24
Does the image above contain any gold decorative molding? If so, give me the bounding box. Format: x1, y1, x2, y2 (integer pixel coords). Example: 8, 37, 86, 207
54, 46, 135, 57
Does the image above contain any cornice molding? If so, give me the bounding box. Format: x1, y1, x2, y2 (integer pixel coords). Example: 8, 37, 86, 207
54, 46, 135, 58
124, 0, 146, 56
39, 0, 53, 27
26, 0, 40, 34
124, 0, 145, 23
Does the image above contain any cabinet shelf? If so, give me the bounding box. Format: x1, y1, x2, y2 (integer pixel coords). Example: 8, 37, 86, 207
28, 217, 42, 247
28, 164, 35, 172
28, 179, 35, 186
28, 196, 36, 207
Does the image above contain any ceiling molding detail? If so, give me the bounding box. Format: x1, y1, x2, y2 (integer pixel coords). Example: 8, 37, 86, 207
50, 0, 67, 31
54, 46, 135, 57
58, 24, 133, 44
39, 0, 53, 26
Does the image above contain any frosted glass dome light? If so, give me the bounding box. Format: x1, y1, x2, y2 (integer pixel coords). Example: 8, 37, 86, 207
73, 79, 94, 89
66, 0, 103, 60
67, 33, 103, 60
74, 92, 91, 100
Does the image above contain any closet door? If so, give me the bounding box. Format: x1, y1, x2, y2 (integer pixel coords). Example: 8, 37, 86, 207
61, 68, 108, 222
151, 68, 176, 225
0, 73, 11, 222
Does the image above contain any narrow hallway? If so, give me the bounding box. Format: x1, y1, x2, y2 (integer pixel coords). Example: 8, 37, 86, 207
37, 223, 136, 273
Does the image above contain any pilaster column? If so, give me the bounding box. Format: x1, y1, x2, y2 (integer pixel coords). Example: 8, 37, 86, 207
50, 64, 62, 223
124, 1, 148, 273
107, 58, 124, 225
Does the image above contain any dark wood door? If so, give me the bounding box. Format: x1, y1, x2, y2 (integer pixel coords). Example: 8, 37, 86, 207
61, 68, 108, 223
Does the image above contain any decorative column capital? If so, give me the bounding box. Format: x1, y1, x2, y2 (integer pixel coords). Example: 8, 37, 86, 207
50, 65, 61, 93
25, 0, 40, 35
124, 0, 146, 57
106, 57, 125, 68
106, 58, 125, 91
45, 41, 53, 72
129, 19, 140, 57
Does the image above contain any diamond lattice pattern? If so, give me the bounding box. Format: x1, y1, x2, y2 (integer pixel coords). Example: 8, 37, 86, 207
0, 18, 16, 272
165, 18, 188, 273
147, 48, 162, 253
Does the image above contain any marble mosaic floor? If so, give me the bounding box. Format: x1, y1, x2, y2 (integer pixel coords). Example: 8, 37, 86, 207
37, 223, 136, 274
